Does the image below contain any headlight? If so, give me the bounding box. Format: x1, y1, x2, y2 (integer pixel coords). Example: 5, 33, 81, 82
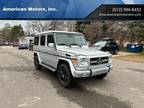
78, 56, 89, 68
71, 56, 89, 70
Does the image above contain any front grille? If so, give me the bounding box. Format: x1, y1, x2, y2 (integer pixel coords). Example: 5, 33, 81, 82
90, 57, 109, 65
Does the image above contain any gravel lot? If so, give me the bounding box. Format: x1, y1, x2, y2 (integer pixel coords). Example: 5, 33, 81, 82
0, 46, 144, 108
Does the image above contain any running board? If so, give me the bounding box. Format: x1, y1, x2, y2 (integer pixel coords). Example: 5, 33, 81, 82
40, 62, 56, 72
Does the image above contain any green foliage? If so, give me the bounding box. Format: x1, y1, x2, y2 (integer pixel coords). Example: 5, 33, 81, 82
10, 25, 24, 41
1, 26, 11, 40
1, 24, 24, 42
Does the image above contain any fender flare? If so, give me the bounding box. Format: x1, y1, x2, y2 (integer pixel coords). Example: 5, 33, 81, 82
57, 57, 75, 77
34, 51, 41, 63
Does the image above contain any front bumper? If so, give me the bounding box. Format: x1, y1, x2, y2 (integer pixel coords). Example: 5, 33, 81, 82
72, 64, 112, 78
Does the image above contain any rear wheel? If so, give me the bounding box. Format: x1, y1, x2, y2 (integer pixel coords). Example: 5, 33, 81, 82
114, 49, 118, 55
57, 64, 73, 88
110, 49, 115, 55
96, 73, 107, 79
34, 55, 41, 70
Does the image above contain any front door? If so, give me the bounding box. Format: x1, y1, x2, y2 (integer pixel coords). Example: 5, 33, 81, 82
43, 33, 58, 70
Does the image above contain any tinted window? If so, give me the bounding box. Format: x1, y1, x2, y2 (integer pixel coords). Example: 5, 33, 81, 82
109, 41, 117, 45
40, 35, 45, 46
47, 35, 54, 45
34, 36, 39, 45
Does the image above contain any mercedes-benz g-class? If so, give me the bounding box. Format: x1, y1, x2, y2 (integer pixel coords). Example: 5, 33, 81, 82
33, 31, 112, 88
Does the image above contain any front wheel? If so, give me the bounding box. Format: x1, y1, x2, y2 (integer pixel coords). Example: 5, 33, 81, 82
96, 73, 107, 79
57, 64, 73, 88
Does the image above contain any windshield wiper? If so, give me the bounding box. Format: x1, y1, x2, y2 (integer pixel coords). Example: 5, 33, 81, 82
70, 43, 82, 47
58, 43, 82, 47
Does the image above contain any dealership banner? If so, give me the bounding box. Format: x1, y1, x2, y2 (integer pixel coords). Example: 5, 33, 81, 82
0, 0, 144, 20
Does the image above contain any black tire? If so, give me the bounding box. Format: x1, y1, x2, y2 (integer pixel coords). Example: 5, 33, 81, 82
96, 73, 107, 79
109, 50, 113, 55
114, 49, 118, 55
110, 49, 115, 55
34, 55, 42, 70
57, 64, 73, 88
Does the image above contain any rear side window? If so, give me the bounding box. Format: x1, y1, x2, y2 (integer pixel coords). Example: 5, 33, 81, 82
47, 35, 54, 45
40, 35, 45, 46
34, 36, 39, 45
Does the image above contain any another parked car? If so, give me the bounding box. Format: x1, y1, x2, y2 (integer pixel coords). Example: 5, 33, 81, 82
0, 42, 4, 46
18, 44, 28, 49
18, 38, 29, 49
94, 39, 119, 55
12, 42, 18, 47
33, 31, 112, 88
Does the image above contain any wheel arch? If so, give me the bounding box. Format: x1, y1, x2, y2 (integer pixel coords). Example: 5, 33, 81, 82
57, 59, 70, 70
34, 51, 41, 63
56, 58, 75, 77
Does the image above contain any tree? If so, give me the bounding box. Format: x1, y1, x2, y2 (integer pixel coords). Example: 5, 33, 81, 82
4, 23, 11, 28
82, 21, 113, 43
101, 22, 109, 37
1, 24, 11, 41
26, 21, 76, 34
10, 25, 24, 41
75, 21, 90, 33
26, 21, 51, 34
1, 24, 24, 42
128, 21, 144, 43
107, 21, 130, 48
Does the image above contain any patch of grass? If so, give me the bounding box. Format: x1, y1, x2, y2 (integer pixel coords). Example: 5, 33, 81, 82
120, 47, 127, 52
114, 51, 144, 63
139, 51, 144, 56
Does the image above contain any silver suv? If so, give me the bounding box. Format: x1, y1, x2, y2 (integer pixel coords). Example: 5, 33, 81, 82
33, 31, 112, 88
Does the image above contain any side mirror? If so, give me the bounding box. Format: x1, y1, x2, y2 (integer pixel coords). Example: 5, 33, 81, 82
48, 43, 54, 48
87, 41, 90, 46
87, 43, 89, 46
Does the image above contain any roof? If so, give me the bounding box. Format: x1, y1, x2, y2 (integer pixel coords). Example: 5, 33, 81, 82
35, 31, 82, 36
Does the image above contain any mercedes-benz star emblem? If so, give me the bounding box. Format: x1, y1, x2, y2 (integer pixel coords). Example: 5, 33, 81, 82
97, 58, 102, 64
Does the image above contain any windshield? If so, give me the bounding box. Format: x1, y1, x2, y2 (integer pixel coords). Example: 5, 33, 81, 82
94, 41, 107, 47
55, 33, 87, 46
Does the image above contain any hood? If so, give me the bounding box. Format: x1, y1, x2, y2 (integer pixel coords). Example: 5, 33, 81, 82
92, 45, 102, 50
58, 47, 109, 56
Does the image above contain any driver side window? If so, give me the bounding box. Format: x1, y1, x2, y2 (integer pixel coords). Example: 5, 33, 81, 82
47, 34, 54, 47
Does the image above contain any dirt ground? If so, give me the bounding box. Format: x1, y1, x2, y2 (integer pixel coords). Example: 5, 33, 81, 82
0, 47, 144, 108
